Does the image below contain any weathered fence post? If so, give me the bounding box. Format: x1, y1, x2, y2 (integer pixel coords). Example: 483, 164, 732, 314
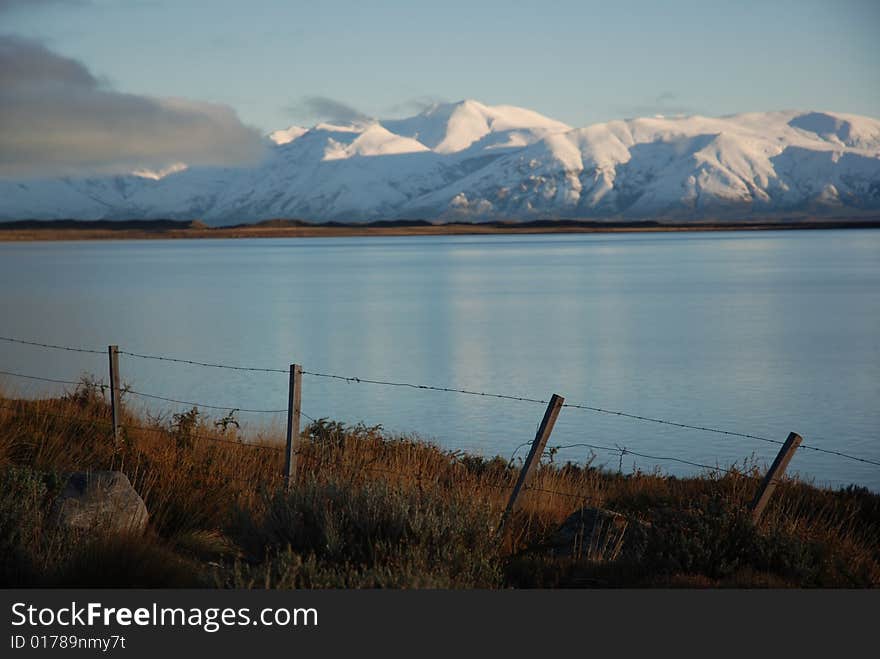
283, 364, 302, 492
108, 344, 121, 446
499, 393, 565, 532
750, 431, 802, 523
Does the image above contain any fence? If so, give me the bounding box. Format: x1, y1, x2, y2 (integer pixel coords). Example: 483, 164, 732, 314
1, 334, 878, 525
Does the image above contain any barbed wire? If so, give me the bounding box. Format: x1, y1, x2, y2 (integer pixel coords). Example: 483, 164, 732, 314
0, 397, 771, 493
560, 402, 782, 445
550, 442, 745, 477
119, 350, 288, 374
292, 369, 880, 468
0, 369, 105, 389
301, 422, 607, 505
0, 368, 287, 414
794, 444, 880, 466
122, 391, 287, 414
0, 401, 790, 503
301, 369, 549, 404
0, 399, 538, 500
2, 335, 878, 468
507, 440, 534, 465
0, 400, 117, 428
0, 336, 104, 355
555, 408, 880, 467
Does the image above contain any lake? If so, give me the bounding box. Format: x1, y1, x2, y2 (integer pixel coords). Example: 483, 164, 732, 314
1, 229, 878, 490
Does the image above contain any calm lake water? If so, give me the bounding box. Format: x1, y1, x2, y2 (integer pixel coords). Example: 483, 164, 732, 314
1, 230, 878, 490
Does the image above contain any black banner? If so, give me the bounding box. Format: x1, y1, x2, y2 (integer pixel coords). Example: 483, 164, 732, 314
1, 589, 875, 656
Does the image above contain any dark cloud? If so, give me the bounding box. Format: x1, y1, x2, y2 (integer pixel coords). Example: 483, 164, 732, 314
0, 35, 266, 178
285, 96, 370, 124
0, 35, 96, 86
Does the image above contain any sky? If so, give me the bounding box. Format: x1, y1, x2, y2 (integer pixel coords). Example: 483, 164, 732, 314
1, 0, 878, 176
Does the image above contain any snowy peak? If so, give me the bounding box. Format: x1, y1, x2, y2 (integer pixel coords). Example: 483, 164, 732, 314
0, 105, 878, 223
401, 109, 880, 221
268, 125, 308, 145
274, 100, 571, 162
382, 99, 571, 154
787, 111, 880, 151
322, 122, 430, 160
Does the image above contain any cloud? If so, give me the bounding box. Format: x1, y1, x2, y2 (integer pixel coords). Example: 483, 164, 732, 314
0, 35, 266, 178
286, 95, 452, 125
0, 34, 96, 87
285, 96, 370, 124
384, 95, 448, 116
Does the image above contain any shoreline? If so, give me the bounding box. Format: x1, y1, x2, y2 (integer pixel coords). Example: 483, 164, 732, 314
0, 218, 879, 242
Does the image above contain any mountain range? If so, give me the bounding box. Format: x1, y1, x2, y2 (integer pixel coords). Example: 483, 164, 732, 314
2, 100, 879, 224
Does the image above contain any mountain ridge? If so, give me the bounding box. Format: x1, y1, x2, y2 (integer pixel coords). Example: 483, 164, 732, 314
1, 101, 878, 224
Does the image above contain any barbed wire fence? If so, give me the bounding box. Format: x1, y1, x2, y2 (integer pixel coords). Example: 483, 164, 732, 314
1, 334, 878, 523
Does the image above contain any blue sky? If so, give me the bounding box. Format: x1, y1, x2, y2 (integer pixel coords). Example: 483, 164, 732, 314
4, 0, 879, 133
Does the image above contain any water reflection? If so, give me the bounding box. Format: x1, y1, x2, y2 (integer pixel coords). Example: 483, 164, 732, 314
1, 230, 878, 489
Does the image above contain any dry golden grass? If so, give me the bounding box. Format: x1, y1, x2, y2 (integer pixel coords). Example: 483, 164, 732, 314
0, 384, 878, 588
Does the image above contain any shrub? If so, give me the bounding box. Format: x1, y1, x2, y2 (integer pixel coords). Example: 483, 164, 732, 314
1, 391, 878, 588
640, 495, 825, 584
229, 477, 502, 588
0, 466, 63, 585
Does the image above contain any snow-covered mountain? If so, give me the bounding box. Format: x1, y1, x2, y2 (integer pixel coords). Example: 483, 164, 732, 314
2, 100, 879, 224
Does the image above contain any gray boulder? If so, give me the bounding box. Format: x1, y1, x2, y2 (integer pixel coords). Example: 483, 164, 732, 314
547, 507, 647, 562
50, 471, 148, 534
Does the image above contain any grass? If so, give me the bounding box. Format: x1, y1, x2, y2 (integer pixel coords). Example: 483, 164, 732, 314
0, 382, 878, 588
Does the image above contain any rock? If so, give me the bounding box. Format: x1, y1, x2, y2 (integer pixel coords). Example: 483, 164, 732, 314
547, 507, 648, 562
50, 471, 148, 534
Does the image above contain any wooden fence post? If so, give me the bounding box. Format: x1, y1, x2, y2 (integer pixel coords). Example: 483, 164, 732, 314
108, 345, 121, 446
499, 393, 565, 532
283, 364, 302, 492
750, 431, 802, 523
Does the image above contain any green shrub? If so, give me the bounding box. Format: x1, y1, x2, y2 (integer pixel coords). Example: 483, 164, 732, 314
0, 466, 63, 585
229, 477, 502, 588
640, 495, 827, 584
